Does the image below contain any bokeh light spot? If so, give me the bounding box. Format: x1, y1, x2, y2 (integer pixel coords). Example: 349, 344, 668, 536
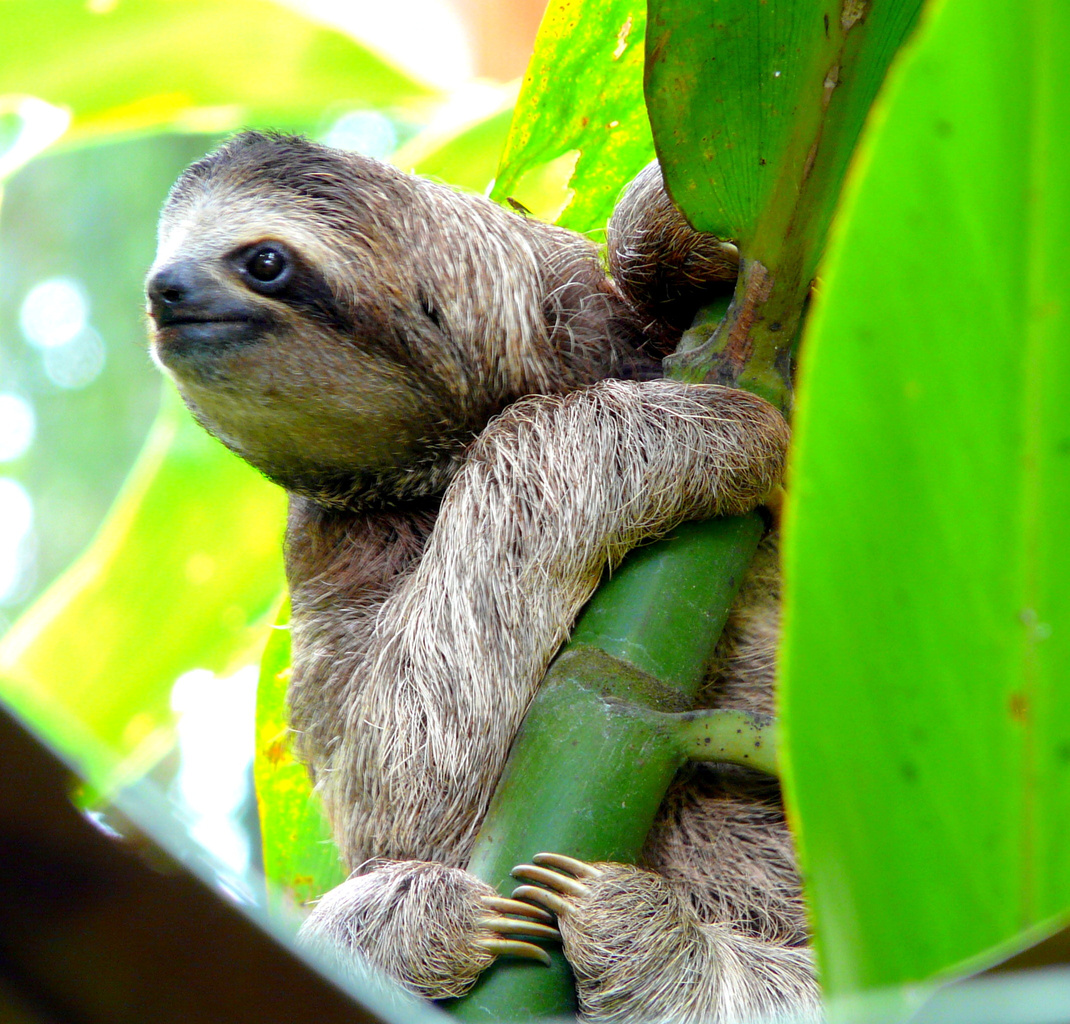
19, 277, 89, 350
0, 96, 71, 180
0, 477, 33, 540
171, 666, 258, 876
322, 110, 399, 158
42, 326, 107, 389
0, 478, 34, 603
0, 394, 35, 461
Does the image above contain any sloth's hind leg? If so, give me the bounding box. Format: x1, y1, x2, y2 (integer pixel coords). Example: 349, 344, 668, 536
514, 855, 820, 1024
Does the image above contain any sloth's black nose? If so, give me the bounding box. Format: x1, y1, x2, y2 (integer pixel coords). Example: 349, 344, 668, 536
147, 262, 197, 303
147, 266, 188, 306
146, 262, 212, 323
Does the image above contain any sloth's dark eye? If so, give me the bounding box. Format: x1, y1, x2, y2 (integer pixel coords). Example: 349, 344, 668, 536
237, 243, 294, 295
247, 246, 287, 283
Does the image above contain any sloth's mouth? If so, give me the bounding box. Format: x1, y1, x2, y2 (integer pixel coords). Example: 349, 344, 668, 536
152, 315, 270, 369
158, 315, 248, 326
147, 285, 265, 330
151, 305, 257, 329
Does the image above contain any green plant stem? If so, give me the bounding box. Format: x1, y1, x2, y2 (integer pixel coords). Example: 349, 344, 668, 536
675, 708, 777, 776
567, 514, 765, 691
450, 514, 764, 1020
664, 259, 805, 413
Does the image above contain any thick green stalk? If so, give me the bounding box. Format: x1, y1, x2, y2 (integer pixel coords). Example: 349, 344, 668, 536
450, 516, 766, 1020
567, 514, 764, 692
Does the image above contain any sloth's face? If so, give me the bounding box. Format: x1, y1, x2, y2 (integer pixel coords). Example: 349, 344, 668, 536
145, 174, 458, 505
145, 131, 615, 506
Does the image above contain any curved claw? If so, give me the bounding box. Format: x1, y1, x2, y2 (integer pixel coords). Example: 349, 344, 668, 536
511, 863, 592, 897
481, 895, 555, 924
532, 852, 604, 879
511, 883, 573, 918
473, 936, 552, 966
478, 915, 561, 941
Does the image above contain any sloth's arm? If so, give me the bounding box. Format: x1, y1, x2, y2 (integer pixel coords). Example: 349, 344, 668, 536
297, 378, 788, 1001
324, 379, 788, 870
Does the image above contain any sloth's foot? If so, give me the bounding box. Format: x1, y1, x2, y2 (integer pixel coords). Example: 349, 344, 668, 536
511, 851, 602, 915
299, 860, 559, 1000
513, 854, 716, 1023
513, 854, 821, 1024
475, 893, 560, 966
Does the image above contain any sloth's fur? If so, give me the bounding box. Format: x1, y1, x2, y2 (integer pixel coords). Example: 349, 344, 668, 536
608, 161, 741, 344
147, 132, 820, 1023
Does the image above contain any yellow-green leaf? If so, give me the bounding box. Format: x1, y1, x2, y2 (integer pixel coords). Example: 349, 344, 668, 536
1, 0, 430, 147
0, 387, 286, 787
255, 601, 346, 913
492, 0, 654, 234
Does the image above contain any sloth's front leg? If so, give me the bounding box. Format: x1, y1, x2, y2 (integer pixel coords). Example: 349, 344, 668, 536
299, 860, 559, 1000
513, 854, 821, 1024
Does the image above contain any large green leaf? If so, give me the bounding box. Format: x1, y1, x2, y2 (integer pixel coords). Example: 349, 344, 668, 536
646, 0, 921, 252
1, 0, 430, 145
0, 388, 286, 787
781, 0, 1070, 1008
646, 0, 921, 410
491, 0, 654, 234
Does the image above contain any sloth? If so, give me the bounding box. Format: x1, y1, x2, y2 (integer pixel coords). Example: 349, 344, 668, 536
146, 132, 820, 1023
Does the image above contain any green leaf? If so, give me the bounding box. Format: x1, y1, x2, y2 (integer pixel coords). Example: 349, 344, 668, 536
780, 0, 1070, 1006
255, 601, 346, 913
646, 0, 921, 251
0, 387, 286, 787
0, 0, 430, 145
647, 0, 922, 410
491, 0, 654, 234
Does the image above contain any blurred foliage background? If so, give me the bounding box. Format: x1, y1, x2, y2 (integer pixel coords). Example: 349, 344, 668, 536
0, 0, 542, 889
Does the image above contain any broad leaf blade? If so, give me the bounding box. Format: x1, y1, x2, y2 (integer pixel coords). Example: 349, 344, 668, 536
645, 0, 921, 413
491, 0, 654, 233
0, 388, 286, 787
646, 0, 825, 239
646, 0, 921, 255
781, 0, 1070, 1004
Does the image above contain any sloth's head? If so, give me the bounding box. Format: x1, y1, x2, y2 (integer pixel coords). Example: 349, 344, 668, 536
146, 132, 624, 509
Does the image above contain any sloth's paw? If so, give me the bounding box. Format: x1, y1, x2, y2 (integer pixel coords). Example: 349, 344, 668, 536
299, 860, 559, 1000
512, 853, 712, 1023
